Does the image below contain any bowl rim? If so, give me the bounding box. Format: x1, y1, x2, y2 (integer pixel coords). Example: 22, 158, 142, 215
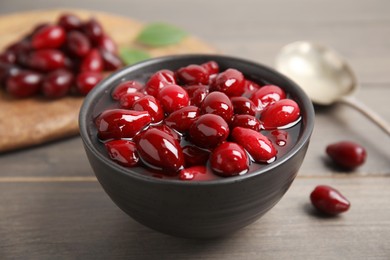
79, 54, 315, 186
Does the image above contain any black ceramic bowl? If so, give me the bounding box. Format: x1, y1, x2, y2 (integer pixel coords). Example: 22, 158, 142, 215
79, 54, 314, 239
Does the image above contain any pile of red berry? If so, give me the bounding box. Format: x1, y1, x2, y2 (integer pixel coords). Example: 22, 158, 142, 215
0, 13, 123, 99
94, 61, 301, 180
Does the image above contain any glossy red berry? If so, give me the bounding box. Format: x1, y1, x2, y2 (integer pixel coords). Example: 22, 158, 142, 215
58, 13, 83, 31
176, 64, 210, 85
182, 145, 210, 167
145, 69, 176, 97
83, 18, 104, 43
242, 79, 261, 98
201, 61, 219, 75
261, 99, 300, 129
231, 96, 257, 116
6, 40, 31, 54
26, 50, 65, 71
119, 92, 145, 109
212, 68, 245, 97
157, 84, 189, 114
232, 127, 277, 163
136, 128, 184, 173
6, 70, 42, 98
132, 95, 164, 123
105, 140, 139, 167
31, 25, 66, 49
80, 49, 103, 72
148, 124, 181, 141
185, 84, 209, 107
111, 80, 144, 100
0, 51, 16, 64
189, 114, 229, 149
164, 106, 200, 133
310, 185, 351, 215
41, 69, 73, 98
231, 115, 262, 131
75, 71, 103, 95
66, 31, 91, 57
326, 141, 367, 169
99, 49, 123, 71
210, 142, 249, 177
200, 91, 233, 123
98, 34, 118, 54
251, 84, 286, 109
95, 109, 151, 140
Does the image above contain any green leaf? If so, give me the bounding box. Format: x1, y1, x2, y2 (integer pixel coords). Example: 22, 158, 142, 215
119, 48, 151, 65
136, 23, 188, 47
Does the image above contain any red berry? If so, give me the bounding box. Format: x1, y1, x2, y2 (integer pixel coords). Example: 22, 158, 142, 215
211, 68, 245, 97
76, 71, 103, 95
148, 124, 181, 141
251, 84, 286, 109
105, 140, 139, 167
31, 25, 66, 49
200, 91, 233, 123
242, 79, 261, 98
83, 18, 104, 43
119, 92, 145, 109
179, 166, 208, 181
189, 114, 229, 149
231, 96, 257, 116
58, 13, 83, 31
99, 49, 123, 71
66, 31, 91, 57
132, 95, 164, 123
41, 69, 73, 98
0, 63, 21, 84
326, 141, 367, 169
98, 34, 118, 54
145, 69, 176, 96
6, 40, 31, 54
232, 127, 277, 163
310, 185, 351, 215
136, 128, 184, 173
95, 109, 151, 140
201, 61, 219, 75
6, 70, 42, 98
164, 106, 200, 133
111, 80, 144, 100
261, 99, 300, 129
231, 115, 262, 131
26, 50, 65, 71
0, 51, 16, 64
185, 84, 209, 107
182, 145, 210, 167
80, 49, 103, 72
176, 64, 210, 85
157, 84, 189, 114
210, 142, 249, 177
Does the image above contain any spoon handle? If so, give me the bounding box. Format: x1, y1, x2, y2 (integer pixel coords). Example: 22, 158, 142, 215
339, 95, 390, 136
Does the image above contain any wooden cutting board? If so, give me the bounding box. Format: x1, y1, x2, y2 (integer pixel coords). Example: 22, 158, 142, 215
0, 9, 216, 153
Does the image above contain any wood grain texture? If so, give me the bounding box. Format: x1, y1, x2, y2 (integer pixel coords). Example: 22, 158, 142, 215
0, 9, 216, 152
0, 177, 389, 259
0, 0, 389, 259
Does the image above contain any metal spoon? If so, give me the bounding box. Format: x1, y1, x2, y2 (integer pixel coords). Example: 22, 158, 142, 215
275, 41, 390, 136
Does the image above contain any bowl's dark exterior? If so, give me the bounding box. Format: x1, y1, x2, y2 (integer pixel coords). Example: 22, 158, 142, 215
79, 54, 314, 239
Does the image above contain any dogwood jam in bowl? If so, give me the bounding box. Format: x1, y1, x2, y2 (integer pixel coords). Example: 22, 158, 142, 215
93, 61, 302, 181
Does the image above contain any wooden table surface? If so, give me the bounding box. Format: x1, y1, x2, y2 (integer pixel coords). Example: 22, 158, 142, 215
0, 0, 389, 259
